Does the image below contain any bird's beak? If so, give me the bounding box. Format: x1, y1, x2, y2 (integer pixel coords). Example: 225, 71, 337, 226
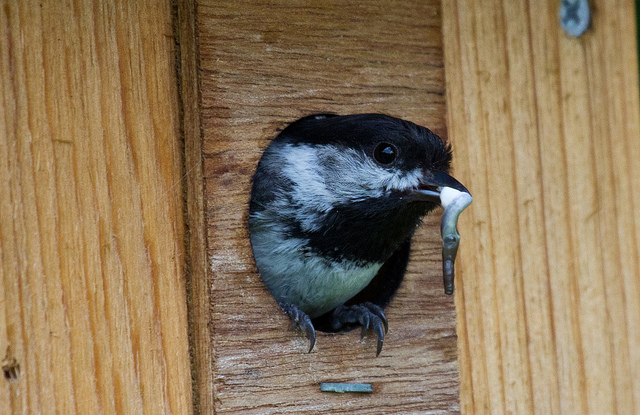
412, 170, 471, 204
412, 170, 473, 296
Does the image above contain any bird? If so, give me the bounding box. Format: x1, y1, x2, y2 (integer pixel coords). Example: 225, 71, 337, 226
249, 113, 471, 356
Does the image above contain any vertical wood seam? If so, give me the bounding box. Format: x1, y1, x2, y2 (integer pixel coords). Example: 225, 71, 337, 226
175, 0, 211, 413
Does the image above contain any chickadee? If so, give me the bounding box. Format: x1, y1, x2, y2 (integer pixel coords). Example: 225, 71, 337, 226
249, 113, 471, 356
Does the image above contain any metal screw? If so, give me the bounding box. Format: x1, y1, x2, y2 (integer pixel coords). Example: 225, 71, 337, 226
560, 0, 591, 37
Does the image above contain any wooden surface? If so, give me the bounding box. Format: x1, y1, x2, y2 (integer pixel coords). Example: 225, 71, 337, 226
0, 1, 192, 414
198, 0, 459, 413
177, 0, 213, 412
4, 0, 638, 413
443, 0, 640, 414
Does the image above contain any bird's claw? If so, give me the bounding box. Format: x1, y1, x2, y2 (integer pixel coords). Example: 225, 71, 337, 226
280, 303, 316, 353
332, 302, 388, 356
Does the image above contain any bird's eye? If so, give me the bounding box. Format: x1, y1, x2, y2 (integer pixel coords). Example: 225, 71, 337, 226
373, 143, 397, 165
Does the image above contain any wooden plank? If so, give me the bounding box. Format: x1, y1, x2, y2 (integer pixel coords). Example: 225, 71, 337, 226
177, 0, 213, 413
442, 0, 640, 413
197, 0, 459, 413
0, 1, 192, 413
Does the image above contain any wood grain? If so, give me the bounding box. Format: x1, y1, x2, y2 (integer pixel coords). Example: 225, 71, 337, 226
442, 0, 640, 413
198, 0, 459, 413
177, 0, 213, 413
0, 0, 192, 413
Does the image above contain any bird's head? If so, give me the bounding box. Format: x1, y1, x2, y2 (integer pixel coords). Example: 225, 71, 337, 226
269, 113, 468, 217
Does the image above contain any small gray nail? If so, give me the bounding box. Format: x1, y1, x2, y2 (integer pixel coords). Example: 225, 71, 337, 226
320, 383, 373, 393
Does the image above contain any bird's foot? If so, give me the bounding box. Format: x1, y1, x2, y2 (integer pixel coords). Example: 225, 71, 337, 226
330, 302, 389, 356
280, 303, 316, 353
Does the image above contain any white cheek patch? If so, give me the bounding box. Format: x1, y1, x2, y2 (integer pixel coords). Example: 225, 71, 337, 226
315, 146, 423, 198
283, 144, 423, 198
280, 144, 336, 232
280, 143, 426, 231
282, 144, 335, 210
383, 167, 423, 192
